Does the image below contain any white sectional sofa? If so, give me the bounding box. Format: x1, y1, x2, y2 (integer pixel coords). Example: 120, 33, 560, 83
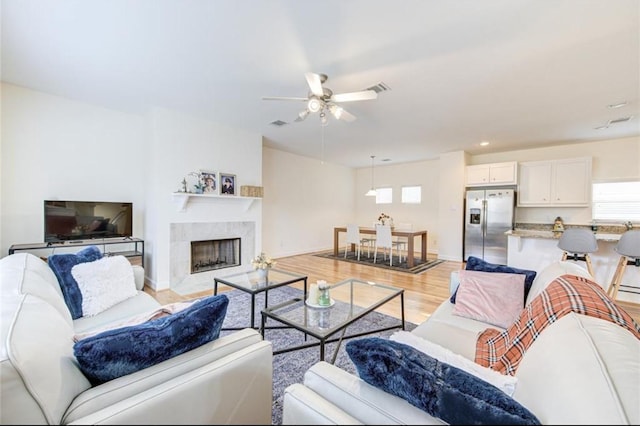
0, 252, 273, 425
282, 261, 640, 425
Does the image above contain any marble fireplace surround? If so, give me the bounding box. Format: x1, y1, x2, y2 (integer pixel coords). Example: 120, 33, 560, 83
170, 221, 255, 294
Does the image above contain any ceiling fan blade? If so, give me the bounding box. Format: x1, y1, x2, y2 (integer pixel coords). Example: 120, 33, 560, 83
262, 96, 308, 101
328, 104, 356, 122
331, 90, 378, 103
304, 72, 325, 97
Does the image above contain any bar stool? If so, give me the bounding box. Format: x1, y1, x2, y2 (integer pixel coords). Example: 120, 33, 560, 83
607, 230, 640, 300
557, 228, 599, 277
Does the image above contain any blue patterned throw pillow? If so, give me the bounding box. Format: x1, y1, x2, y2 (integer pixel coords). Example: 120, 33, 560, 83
451, 256, 537, 304
48, 245, 103, 319
74, 294, 229, 385
346, 338, 540, 425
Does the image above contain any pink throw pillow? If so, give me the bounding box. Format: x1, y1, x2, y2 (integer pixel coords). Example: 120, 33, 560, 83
452, 270, 525, 328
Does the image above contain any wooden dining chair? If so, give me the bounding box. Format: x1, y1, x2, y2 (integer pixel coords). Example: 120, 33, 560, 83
373, 224, 397, 266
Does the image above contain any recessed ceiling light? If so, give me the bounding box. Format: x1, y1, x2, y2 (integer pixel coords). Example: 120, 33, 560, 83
480, 141, 490, 146
608, 101, 628, 109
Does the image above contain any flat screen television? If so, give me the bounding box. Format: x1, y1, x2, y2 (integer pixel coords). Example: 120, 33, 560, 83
44, 200, 133, 243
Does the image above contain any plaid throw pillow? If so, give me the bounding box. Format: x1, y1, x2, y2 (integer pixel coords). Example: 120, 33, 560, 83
475, 274, 640, 375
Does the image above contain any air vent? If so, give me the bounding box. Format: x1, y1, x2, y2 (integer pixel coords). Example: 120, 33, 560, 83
270, 120, 288, 126
609, 116, 633, 124
365, 82, 391, 94
595, 116, 633, 130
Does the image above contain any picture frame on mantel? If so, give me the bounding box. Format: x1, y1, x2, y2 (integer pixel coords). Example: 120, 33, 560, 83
200, 169, 218, 195
220, 173, 236, 196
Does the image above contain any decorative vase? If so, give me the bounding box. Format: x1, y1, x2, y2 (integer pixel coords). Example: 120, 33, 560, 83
256, 268, 268, 282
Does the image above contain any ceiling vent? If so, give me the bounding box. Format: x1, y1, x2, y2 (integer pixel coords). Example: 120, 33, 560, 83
270, 120, 288, 126
365, 82, 391, 94
609, 116, 633, 124
595, 116, 633, 130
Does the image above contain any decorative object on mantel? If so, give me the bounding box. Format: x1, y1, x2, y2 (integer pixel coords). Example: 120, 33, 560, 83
220, 173, 237, 196
378, 213, 393, 226
177, 171, 207, 194
240, 185, 264, 198
200, 169, 218, 195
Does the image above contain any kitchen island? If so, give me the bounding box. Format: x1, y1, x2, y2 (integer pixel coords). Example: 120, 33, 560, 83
506, 228, 639, 304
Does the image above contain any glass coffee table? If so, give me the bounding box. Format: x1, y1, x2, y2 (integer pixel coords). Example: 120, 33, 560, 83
260, 278, 405, 363
214, 268, 308, 330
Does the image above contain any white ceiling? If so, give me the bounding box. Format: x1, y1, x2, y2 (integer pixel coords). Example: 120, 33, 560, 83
2, 0, 639, 168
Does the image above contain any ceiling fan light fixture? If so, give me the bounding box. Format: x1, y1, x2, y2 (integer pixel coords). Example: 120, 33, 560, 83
308, 97, 322, 113
319, 111, 329, 126
298, 109, 310, 120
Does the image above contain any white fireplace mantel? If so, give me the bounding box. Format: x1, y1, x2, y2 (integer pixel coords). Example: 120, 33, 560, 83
172, 192, 261, 212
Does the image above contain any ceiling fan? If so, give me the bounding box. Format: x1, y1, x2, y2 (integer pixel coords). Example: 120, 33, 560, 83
263, 72, 378, 124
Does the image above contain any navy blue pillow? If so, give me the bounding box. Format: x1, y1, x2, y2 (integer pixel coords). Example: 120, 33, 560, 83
48, 245, 103, 319
346, 338, 540, 425
74, 294, 229, 385
451, 256, 537, 304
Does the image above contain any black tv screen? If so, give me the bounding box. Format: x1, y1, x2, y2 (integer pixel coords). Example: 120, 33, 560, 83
44, 200, 133, 243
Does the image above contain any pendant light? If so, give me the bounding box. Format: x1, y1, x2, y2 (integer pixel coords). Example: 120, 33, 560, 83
365, 155, 377, 196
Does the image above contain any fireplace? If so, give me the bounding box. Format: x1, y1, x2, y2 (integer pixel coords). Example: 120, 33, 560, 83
170, 221, 255, 293
191, 238, 241, 273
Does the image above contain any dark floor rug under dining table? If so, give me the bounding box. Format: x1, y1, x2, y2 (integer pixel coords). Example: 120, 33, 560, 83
313, 249, 445, 274
218, 285, 416, 425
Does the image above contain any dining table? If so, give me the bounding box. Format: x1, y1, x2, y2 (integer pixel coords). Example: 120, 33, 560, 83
333, 226, 428, 268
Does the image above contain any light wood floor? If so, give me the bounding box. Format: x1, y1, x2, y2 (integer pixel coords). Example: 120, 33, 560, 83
144, 252, 640, 325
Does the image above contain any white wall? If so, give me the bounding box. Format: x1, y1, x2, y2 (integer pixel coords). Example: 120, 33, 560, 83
354, 158, 442, 254
0, 83, 148, 256
262, 147, 354, 257
145, 107, 262, 290
0, 83, 263, 291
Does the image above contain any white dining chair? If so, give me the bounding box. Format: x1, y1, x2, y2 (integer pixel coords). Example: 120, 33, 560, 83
344, 223, 366, 261
373, 224, 397, 266
358, 222, 378, 258
392, 222, 412, 263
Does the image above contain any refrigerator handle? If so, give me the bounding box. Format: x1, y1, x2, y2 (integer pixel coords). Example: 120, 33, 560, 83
482, 199, 488, 237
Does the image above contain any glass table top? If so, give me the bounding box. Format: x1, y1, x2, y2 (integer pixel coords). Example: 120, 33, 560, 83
214, 268, 307, 293
262, 278, 403, 338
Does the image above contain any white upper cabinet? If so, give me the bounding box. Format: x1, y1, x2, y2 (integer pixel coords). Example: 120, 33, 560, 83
518, 157, 592, 206
466, 161, 518, 186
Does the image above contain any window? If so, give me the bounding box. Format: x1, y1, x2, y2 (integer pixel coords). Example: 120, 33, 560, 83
375, 187, 392, 204
401, 186, 422, 204
592, 181, 640, 221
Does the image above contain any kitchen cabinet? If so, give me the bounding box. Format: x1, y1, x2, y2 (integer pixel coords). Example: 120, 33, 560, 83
465, 161, 517, 186
517, 157, 592, 206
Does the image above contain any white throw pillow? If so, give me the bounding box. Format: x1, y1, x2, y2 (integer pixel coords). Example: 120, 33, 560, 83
390, 330, 518, 396
71, 255, 138, 317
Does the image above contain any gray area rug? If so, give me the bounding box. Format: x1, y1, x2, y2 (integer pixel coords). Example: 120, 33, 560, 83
219, 285, 416, 425
314, 249, 446, 274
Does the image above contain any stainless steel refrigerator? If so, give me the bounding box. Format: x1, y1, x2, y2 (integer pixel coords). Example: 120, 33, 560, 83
464, 187, 515, 264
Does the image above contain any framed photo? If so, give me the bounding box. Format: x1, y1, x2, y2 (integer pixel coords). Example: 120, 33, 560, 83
219, 173, 236, 196
200, 169, 218, 195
